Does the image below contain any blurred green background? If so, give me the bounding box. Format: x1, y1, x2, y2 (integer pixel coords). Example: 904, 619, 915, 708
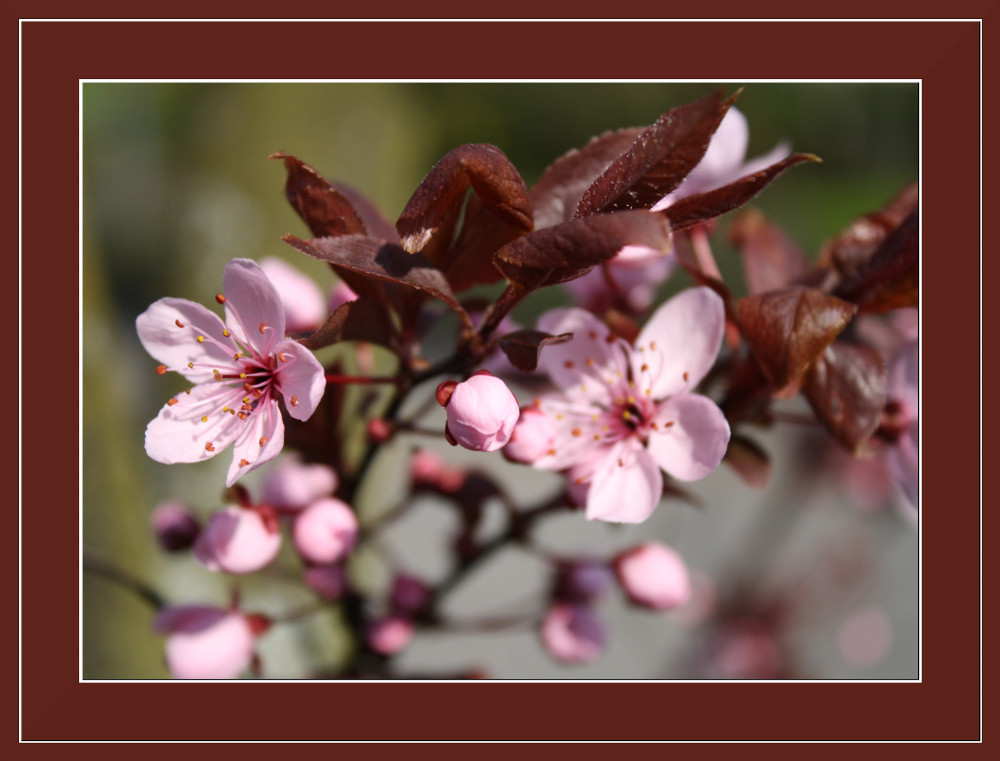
82, 82, 918, 679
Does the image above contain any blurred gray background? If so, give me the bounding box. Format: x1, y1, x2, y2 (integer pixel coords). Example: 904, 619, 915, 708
82, 82, 919, 679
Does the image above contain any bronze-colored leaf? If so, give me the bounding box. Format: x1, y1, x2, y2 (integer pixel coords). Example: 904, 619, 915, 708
298, 297, 395, 351
272, 152, 367, 237
282, 234, 467, 320
530, 128, 645, 229
498, 330, 572, 373
724, 434, 772, 490
834, 212, 918, 313
729, 208, 810, 294
804, 343, 887, 452
663, 153, 822, 231
817, 182, 918, 282
575, 89, 736, 218
395, 143, 533, 264
737, 287, 857, 389
329, 180, 400, 243
492, 210, 672, 293
438, 193, 529, 292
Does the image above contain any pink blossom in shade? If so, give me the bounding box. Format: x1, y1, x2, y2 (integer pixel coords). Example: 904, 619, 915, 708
886, 340, 918, 509
709, 621, 782, 680
150, 500, 201, 552
614, 542, 691, 611
540, 603, 605, 665
367, 615, 415, 656
409, 449, 467, 493
444, 374, 520, 452
390, 574, 430, 616
292, 497, 359, 565
192, 505, 282, 575
531, 287, 731, 523
328, 279, 359, 314
651, 107, 791, 211
261, 454, 338, 511
563, 245, 677, 313
554, 560, 613, 604
837, 605, 893, 669
153, 605, 256, 679
136, 258, 326, 487
503, 407, 558, 464
258, 257, 327, 334
303, 564, 347, 601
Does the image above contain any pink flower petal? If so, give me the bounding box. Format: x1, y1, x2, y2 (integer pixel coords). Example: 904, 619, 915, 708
226, 403, 285, 487
222, 258, 286, 355
136, 297, 238, 382
646, 393, 730, 481
633, 287, 725, 399
537, 308, 628, 401
193, 506, 281, 575
889, 340, 918, 420
615, 542, 691, 610
540, 603, 605, 664
144, 382, 244, 465
262, 455, 338, 510
586, 442, 663, 523
887, 420, 919, 509
273, 339, 326, 421
259, 257, 326, 334
155, 606, 255, 679
445, 374, 521, 452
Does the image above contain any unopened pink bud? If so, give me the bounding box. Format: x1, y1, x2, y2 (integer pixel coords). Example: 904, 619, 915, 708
614, 542, 691, 611
154, 605, 256, 679
193, 506, 281, 575
303, 564, 347, 601
292, 497, 358, 565
444, 374, 520, 452
367, 418, 393, 443
262, 455, 338, 511
503, 407, 557, 464
367, 615, 415, 656
540, 603, 605, 664
554, 560, 612, 604
150, 500, 200, 552
391, 574, 430, 615
409, 449, 467, 493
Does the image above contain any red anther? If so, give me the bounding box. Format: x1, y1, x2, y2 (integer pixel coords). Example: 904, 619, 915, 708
564, 360, 575, 369
239, 459, 250, 467
175, 319, 185, 328
238, 412, 249, 420
205, 442, 215, 452
156, 365, 168, 375
278, 352, 288, 362
436, 380, 458, 407
259, 437, 269, 447
166, 398, 179, 407
290, 395, 299, 407
215, 293, 226, 304
259, 321, 268, 334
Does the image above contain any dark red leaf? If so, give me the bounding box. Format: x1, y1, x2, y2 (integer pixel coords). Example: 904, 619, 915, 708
329, 180, 400, 243
817, 182, 918, 283
492, 210, 672, 292
282, 234, 467, 320
804, 343, 887, 452
575, 89, 736, 218
737, 287, 857, 389
724, 434, 772, 490
729, 208, 810, 294
662, 153, 822, 231
834, 212, 918, 313
531, 128, 644, 229
271, 152, 367, 237
297, 297, 395, 351
498, 330, 573, 373
437, 193, 529, 292
395, 144, 533, 264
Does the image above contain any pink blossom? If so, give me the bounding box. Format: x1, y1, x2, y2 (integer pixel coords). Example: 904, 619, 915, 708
614, 542, 691, 610
886, 340, 918, 509
136, 258, 326, 487
367, 615, 415, 655
530, 287, 731, 523
192, 505, 281, 575
262, 454, 338, 511
652, 107, 790, 210
292, 497, 359, 565
837, 604, 893, 668
328, 279, 359, 314
444, 373, 520, 452
150, 500, 200, 552
409, 449, 467, 493
503, 407, 558, 464
303, 564, 347, 600
153, 605, 256, 679
540, 603, 605, 664
259, 256, 326, 334
563, 245, 676, 313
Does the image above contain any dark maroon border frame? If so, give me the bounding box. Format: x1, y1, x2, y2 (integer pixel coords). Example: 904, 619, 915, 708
21, 17, 984, 744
